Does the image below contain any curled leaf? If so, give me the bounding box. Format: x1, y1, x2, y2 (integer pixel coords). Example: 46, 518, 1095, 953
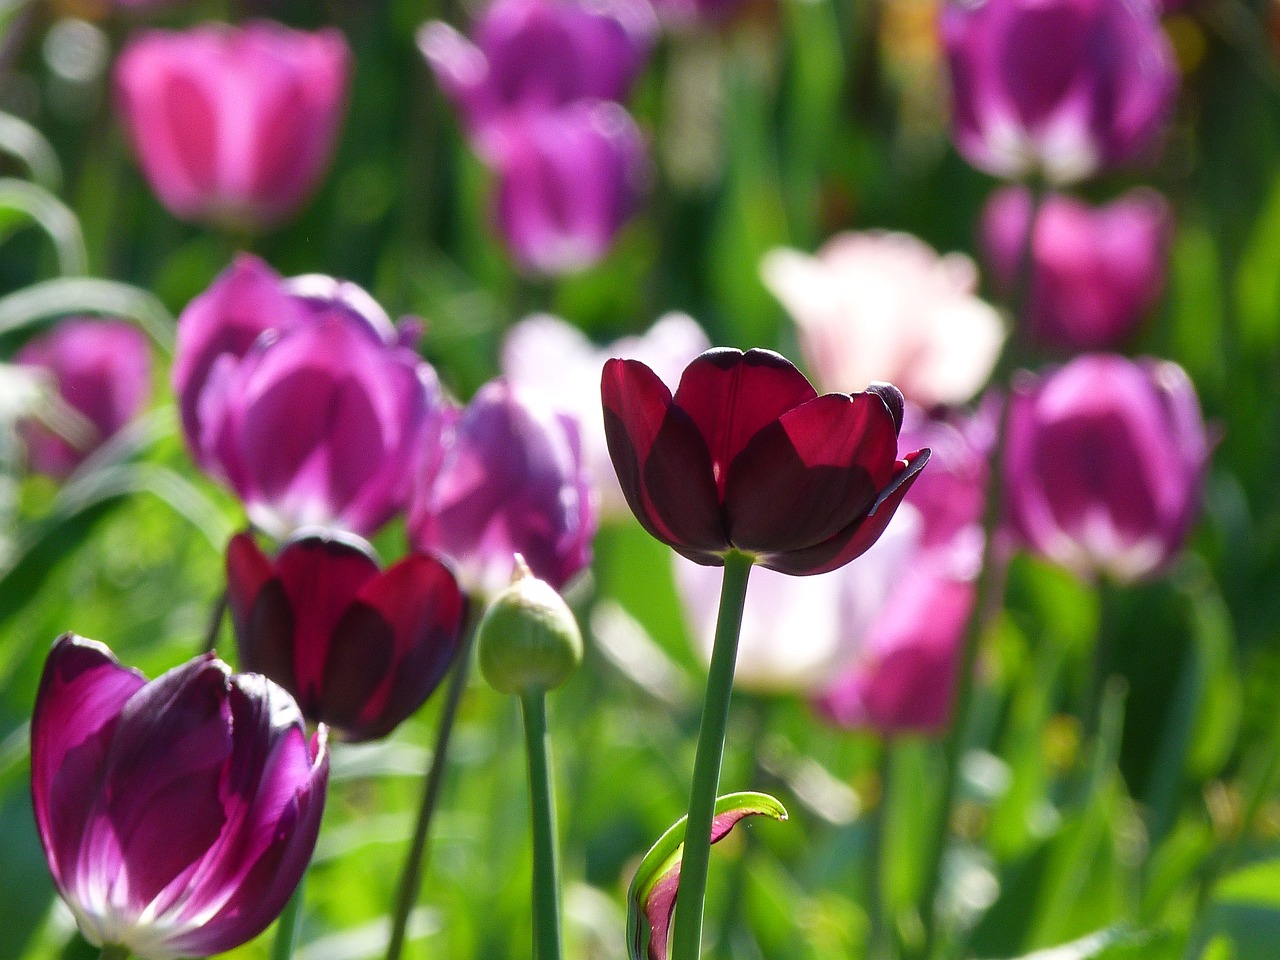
625, 791, 787, 960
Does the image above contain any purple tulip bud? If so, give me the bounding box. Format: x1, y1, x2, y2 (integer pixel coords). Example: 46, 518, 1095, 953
1005, 354, 1210, 582
30, 634, 328, 959
489, 101, 648, 275
226, 530, 467, 742
15, 319, 151, 478
420, 0, 655, 145
981, 186, 1173, 352
941, 0, 1178, 184
409, 379, 596, 597
115, 21, 350, 231
174, 256, 445, 538
603, 347, 929, 577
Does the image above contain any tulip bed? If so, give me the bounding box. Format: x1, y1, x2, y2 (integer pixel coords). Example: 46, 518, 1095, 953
2, 0, 1280, 959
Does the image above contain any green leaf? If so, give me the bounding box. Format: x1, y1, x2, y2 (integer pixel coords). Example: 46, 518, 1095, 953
626, 791, 787, 960
998, 925, 1170, 959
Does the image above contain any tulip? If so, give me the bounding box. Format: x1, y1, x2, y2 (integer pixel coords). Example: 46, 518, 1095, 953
419, 0, 656, 145
501, 311, 710, 516
1005, 354, 1209, 582
981, 186, 1173, 352
175, 256, 444, 538
115, 21, 350, 230
760, 231, 1005, 408
602, 347, 929, 576
30, 635, 328, 960
15, 318, 151, 478
940, 0, 1178, 184
410, 379, 595, 597
489, 100, 648, 275
226, 530, 466, 741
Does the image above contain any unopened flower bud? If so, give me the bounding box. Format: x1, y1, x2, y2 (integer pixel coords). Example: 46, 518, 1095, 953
477, 556, 583, 694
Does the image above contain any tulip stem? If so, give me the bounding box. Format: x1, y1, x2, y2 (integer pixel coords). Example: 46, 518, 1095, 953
98, 945, 130, 960
201, 587, 228, 655
385, 622, 476, 960
521, 690, 563, 960
670, 550, 754, 960
271, 876, 306, 960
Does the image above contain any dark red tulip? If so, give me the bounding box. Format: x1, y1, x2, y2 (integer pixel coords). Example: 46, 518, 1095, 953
601, 347, 929, 576
226, 530, 467, 742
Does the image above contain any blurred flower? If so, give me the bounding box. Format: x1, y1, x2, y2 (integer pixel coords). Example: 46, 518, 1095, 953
761, 231, 1004, 408
981, 185, 1173, 352
419, 0, 655, 148
501, 311, 709, 516
489, 101, 648, 275
30, 634, 327, 960
1005, 354, 1209, 582
115, 20, 350, 230
15, 318, 151, 478
175, 255, 443, 539
226, 530, 466, 742
602, 347, 929, 576
409, 379, 596, 597
941, 0, 1178, 184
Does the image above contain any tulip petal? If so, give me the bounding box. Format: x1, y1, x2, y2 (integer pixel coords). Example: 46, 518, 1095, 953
626, 792, 787, 960
602, 358, 726, 559
30, 636, 147, 895
671, 348, 816, 494
227, 531, 299, 697
762, 449, 930, 576
724, 393, 899, 555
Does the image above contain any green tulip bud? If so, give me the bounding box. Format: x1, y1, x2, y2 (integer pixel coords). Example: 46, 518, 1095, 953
477, 556, 583, 695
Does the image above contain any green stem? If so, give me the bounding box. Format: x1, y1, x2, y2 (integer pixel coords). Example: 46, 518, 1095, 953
866, 743, 893, 960
521, 690, 562, 960
669, 550, 754, 960
385, 622, 476, 960
201, 587, 228, 655
97, 945, 130, 960
271, 876, 306, 960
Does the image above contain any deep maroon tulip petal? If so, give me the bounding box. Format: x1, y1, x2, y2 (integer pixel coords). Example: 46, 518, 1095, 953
725, 393, 899, 555
762, 450, 929, 576
315, 605, 395, 737
671, 348, 817, 493
30, 636, 147, 895
602, 358, 726, 555
226, 532, 299, 698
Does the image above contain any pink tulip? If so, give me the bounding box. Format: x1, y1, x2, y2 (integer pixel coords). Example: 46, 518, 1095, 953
116, 21, 350, 230
16, 318, 151, 478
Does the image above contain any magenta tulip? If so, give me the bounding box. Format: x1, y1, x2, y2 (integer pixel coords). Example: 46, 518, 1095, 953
30, 635, 327, 959
227, 531, 466, 742
602, 347, 929, 576
941, 0, 1177, 184
115, 21, 350, 230
981, 186, 1173, 351
409, 379, 595, 596
16, 318, 151, 478
419, 0, 655, 146
488, 101, 647, 275
1005, 354, 1209, 582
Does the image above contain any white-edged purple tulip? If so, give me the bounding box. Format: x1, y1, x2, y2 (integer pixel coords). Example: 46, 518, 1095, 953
419, 0, 655, 148
1005, 354, 1210, 582
981, 185, 1173, 352
15, 318, 151, 478
941, 0, 1178, 184
489, 100, 648, 275
409, 378, 596, 597
30, 634, 328, 960
115, 20, 350, 231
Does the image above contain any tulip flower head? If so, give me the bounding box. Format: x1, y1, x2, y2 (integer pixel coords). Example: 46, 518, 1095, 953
602, 347, 929, 576
981, 185, 1173, 352
1005, 354, 1209, 582
16, 318, 151, 478
115, 20, 350, 231
30, 635, 328, 960
761, 231, 1005, 408
410, 378, 596, 597
174, 256, 446, 539
227, 530, 467, 742
941, 0, 1178, 184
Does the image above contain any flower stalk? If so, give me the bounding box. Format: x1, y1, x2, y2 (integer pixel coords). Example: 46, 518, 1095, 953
669, 549, 754, 960
522, 690, 563, 960
271, 878, 306, 960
